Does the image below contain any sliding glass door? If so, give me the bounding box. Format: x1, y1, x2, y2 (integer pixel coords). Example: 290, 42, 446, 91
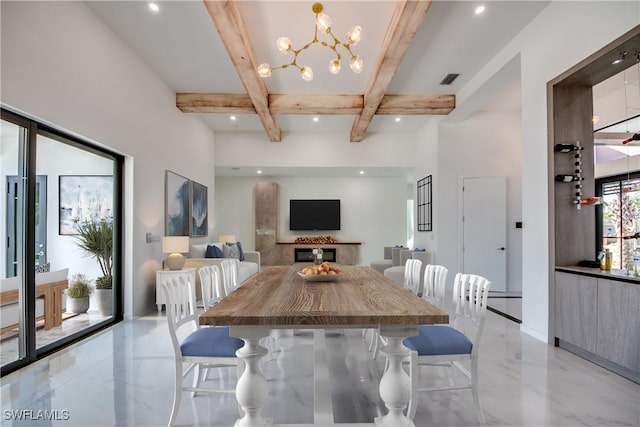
1, 109, 123, 375
0, 117, 29, 367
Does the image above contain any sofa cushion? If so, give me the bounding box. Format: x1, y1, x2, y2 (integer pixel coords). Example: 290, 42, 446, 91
205, 245, 223, 258
223, 242, 244, 261
237, 261, 259, 284
191, 243, 222, 258
35, 268, 69, 285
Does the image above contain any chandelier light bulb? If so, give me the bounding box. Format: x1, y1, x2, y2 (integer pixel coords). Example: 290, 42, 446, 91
350, 55, 363, 73
300, 66, 314, 81
329, 59, 341, 74
276, 37, 292, 54
257, 3, 362, 80
257, 63, 272, 78
317, 13, 332, 31
348, 26, 362, 46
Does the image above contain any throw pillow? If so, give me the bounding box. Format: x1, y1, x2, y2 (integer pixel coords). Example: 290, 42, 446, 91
223, 242, 244, 261
35, 262, 51, 273
205, 244, 224, 258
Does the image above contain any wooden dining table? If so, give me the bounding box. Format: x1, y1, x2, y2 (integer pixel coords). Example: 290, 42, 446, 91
199, 265, 449, 427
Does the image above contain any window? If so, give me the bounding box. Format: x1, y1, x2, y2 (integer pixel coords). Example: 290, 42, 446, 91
596, 172, 640, 269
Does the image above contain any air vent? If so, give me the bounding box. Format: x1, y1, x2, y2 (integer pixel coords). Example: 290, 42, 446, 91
440, 73, 460, 85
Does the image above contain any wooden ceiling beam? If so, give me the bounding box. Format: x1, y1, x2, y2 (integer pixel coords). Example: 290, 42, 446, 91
176, 93, 256, 114
176, 93, 455, 116
203, 0, 281, 141
268, 95, 363, 115
376, 94, 455, 115
350, 0, 433, 142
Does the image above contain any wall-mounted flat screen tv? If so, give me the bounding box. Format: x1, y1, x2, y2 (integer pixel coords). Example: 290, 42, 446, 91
289, 199, 341, 231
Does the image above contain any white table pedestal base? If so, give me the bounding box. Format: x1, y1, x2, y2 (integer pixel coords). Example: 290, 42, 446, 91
231, 326, 273, 427
374, 327, 416, 427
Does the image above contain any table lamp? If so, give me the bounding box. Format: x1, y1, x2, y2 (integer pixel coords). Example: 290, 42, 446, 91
162, 236, 189, 270
219, 234, 236, 244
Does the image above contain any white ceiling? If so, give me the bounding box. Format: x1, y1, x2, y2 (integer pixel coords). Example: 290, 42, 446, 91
86, 0, 550, 135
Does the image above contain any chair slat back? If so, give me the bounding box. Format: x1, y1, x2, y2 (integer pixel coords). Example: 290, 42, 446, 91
220, 259, 239, 296
403, 258, 423, 295
199, 265, 223, 310
452, 273, 491, 352
422, 264, 448, 308
162, 276, 198, 351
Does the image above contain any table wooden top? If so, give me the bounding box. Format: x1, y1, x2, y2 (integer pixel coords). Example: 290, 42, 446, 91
199, 265, 449, 327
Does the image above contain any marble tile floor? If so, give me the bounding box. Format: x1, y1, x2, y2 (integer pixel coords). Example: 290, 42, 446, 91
0, 312, 111, 367
1, 310, 639, 427
486, 296, 522, 323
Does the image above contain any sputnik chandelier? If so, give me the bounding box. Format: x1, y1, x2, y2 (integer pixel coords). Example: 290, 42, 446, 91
257, 2, 363, 81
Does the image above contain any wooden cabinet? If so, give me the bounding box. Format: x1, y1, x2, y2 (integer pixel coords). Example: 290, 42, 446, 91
554, 272, 598, 353
555, 268, 640, 381
596, 278, 640, 372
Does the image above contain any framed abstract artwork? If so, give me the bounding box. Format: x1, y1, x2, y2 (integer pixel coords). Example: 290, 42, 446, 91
59, 175, 113, 235
165, 170, 190, 236
417, 175, 432, 232
190, 181, 208, 237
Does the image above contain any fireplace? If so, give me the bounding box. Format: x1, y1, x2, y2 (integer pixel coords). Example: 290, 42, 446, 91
294, 248, 336, 263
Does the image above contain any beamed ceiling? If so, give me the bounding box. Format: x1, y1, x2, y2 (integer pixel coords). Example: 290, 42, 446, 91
88, 1, 552, 141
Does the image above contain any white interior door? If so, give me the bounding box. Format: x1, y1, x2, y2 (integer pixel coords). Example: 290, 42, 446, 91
462, 177, 507, 292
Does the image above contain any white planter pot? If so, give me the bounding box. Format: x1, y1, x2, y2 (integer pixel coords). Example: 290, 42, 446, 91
95, 289, 113, 316
67, 296, 90, 314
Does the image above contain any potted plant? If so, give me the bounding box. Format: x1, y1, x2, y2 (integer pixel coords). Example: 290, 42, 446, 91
66, 273, 93, 314
75, 220, 113, 316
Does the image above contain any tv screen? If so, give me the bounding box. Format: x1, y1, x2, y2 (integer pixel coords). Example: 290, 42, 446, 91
289, 199, 341, 231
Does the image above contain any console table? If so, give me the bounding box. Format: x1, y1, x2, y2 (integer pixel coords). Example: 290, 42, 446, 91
155, 268, 196, 312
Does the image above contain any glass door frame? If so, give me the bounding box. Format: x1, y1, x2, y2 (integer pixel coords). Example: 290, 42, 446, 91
1, 108, 124, 376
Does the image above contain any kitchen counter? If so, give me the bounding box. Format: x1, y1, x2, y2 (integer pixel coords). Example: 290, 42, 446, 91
555, 265, 640, 285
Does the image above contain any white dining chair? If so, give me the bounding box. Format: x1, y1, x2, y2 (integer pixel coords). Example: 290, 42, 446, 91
220, 259, 239, 296
199, 265, 224, 310
422, 264, 448, 309
371, 258, 423, 360
162, 275, 244, 427
403, 258, 424, 296
402, 273, 491, 423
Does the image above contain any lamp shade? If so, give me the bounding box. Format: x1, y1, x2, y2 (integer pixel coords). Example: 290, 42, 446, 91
162, 236, 189, 254
219, 235, 237, 244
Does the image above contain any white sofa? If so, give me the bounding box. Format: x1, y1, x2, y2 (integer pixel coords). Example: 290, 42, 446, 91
384, 251, 433, 293
183, 243, 261, 296
0, 268, 69, 332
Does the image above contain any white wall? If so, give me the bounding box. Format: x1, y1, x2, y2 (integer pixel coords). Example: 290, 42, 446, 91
1, 1, 217, 317
421, 1, 639, 342
214, 131, 417, 168
215, 176, 408, 265
413, 119, 443, 256
415, 112, 523, 293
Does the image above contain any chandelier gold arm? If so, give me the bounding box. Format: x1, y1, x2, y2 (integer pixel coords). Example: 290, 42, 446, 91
257, 2, 362, 81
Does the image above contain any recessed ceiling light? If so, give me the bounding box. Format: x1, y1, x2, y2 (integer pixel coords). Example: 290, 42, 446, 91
257, 170, 263, 174
313, 117, 319, 122
230, 115, 237, 121
474, 5, 485, 15
359, 170, 365, 175
148, 2, 159, 12
394, 117, 402, 123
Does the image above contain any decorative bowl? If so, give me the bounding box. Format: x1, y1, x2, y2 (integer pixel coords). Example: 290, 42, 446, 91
297, 272, 341, 282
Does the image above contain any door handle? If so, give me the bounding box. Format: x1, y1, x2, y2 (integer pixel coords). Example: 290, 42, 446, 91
498, 247, 506, 251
